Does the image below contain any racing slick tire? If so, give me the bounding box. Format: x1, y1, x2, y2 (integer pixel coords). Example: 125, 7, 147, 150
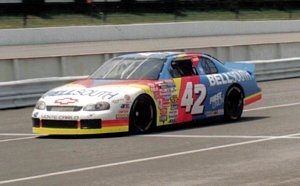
129, 94, 156, 133
224, 85, 244, 121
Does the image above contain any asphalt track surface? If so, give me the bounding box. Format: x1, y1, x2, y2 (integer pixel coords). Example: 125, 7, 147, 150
0, 78, 300, 186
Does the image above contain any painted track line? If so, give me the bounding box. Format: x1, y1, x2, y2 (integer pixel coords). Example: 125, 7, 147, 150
0, 136, 37, 143
245, 102, 300, 112
1, 132, 300, 185
0, 133, 42, 136
143, 134, 300, 139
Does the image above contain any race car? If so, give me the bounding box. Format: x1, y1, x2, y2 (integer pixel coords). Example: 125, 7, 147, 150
32, 52, 262, 135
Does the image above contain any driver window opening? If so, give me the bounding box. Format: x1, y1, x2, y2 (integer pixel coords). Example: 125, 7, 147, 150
169, 59, 198, 78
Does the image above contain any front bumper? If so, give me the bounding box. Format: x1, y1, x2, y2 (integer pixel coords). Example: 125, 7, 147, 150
32, 119, 128, 135
32, 110, 129, 135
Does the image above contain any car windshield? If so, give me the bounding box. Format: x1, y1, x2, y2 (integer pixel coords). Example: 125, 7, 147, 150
90, 57, 165, 80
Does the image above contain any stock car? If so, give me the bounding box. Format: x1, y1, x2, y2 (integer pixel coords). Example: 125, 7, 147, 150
32, 52, 262, 135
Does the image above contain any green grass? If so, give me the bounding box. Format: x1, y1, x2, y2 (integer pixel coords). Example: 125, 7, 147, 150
1, 9, 300, 29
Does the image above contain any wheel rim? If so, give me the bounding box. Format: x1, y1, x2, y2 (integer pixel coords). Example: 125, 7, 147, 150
131, 96, 154, 132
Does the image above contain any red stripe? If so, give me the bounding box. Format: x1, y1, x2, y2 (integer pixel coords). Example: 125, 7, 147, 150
245, 94, 262, 106
39, 119, 43, 128
77, 120, 81, 129
102, 120, 128, 127
177, 76, 201, 123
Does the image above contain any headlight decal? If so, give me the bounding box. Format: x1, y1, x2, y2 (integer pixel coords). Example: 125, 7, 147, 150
83, 102, 110, 111
35, 101, 46, 110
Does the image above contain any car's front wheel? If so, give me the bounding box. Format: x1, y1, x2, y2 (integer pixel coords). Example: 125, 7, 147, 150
129, 94, 156, 133
224, 86, 244, 121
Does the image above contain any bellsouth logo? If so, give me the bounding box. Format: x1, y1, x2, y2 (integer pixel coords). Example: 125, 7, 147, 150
54, 98, 78, 105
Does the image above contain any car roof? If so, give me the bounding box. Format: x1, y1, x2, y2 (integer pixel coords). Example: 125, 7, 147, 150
117, 52, 184, 59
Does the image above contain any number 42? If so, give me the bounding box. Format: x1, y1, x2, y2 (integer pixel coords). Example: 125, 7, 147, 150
181, 82, 206, 115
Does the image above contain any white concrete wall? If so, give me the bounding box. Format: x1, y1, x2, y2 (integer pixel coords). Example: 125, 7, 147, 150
1, 20, 300, 46
1, 21, 300, 82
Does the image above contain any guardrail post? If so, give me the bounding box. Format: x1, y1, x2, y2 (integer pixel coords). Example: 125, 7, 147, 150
277, 43, 282, 59
60, 56, 67, 77
12, 59, 21, 81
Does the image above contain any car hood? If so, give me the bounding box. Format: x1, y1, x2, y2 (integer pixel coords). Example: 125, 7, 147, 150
41, 79, 155, 106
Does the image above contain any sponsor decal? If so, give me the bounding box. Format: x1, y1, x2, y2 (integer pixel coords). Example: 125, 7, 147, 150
159, 89, 172, 96
156, 80, 176, 89
124, 94, 131, 101
112, 98, 124, 104
169, 115, 178, 120
116, 113, 129, 120
33, 112, 39, 118
163, 96, 171, 101
160, 108, 167, 116
112, 95, 132, 104
209, 92, 224, 109
207, 71, 252, 87
148, 83, 159, 92
155, 81, 164, 85
159, 116, 167, 122
170, 104, 178, 110
121, 104, 130, 109
169, 110, 178, 115
158, 99, 163, 109
171, 88, 177, 95
151, 87, 159, 92
169, 119, 177, 123
118, 103, 130, 114
151, 80, 178, 114
46, 89, 119, 99
162, 102, 170, 108
118, 109, 129, 114
159, 84, 169, 89
206, 109, 224, 117
54, 98, 78, 105
170, 95, 178, 104
40, 115, 79, 121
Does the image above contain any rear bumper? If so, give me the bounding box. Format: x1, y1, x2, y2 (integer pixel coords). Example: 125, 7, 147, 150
244, 92, 262, 106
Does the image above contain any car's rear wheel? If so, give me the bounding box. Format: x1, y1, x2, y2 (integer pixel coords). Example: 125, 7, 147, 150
129, 94, 156, 133
224, 86, 244, 121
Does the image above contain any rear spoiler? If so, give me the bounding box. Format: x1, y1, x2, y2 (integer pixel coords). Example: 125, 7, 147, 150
224, 62, 255, 75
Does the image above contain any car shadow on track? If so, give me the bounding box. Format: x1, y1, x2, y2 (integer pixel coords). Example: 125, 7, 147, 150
36, 116, 269, 140
150, 116, 270, 134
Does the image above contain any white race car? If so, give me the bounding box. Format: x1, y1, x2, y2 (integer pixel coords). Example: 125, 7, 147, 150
32, 52, 261, 135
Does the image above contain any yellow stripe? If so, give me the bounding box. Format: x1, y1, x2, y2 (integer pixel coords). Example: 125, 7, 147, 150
173, 78, 182, 96
32, 126, 128, 135
245, 92, 262, 101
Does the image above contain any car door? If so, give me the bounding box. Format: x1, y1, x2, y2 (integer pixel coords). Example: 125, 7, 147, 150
196, 56, 226, 118
169, 57, 207, 123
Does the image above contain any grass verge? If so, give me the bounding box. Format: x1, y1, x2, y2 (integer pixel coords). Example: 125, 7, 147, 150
1, 9, 300, 29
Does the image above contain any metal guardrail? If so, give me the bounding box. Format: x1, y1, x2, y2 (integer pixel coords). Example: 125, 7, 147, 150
0, 57, 299, 109
0, 76, 87, 109
242, 58, 300, 81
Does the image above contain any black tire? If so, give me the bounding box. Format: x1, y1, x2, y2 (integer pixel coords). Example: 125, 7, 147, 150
224, 86, 244, 121
129, 94, 156, 133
